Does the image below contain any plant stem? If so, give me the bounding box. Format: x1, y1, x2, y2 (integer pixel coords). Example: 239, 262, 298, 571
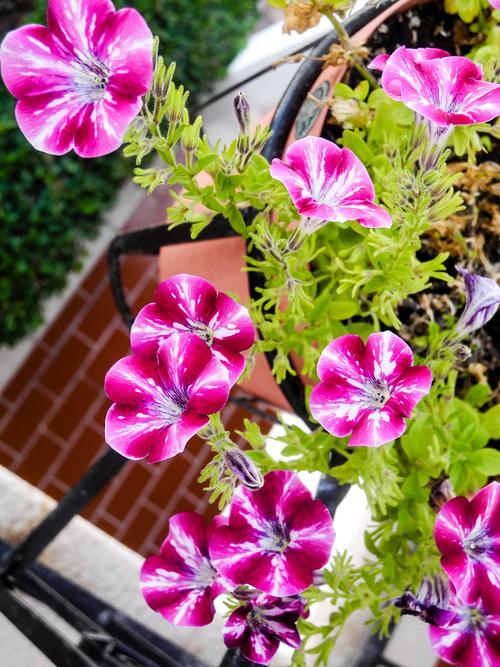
322, 10, 378, 89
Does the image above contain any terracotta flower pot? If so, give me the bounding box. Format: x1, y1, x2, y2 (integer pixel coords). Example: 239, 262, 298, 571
158, 0, 429, 417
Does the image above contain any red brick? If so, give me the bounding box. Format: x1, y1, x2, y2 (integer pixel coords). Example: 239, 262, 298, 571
149, 455, 192, 510
47, 380, 98, 441
78, 283, 117, 341
122, 255, 155, 294
54, 426, 104, 487
0, 443, 16, 469
39, 336, 90, 395
170, 494, 196, 517
86, 328, 129, 388
43, 481, 66, 501
121, 505, 158, 553
3, 346, 48, 403
14, 435, 61, 486
103, 463, 153, 521
1, 387, 53, 451
131, 276, 156, 313
79, 255, 107, 297
44, 293, 86, 347
95, 514, 120, 537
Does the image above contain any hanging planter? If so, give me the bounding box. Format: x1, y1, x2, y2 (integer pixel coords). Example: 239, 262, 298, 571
1, 0, 499, 666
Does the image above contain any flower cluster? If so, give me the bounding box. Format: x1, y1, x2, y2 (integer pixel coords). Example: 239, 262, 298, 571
105, 274, 254, 462
141, 470, 335, 664
394, 482, 500, 667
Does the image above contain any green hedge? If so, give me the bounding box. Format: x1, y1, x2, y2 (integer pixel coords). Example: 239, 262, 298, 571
0, 0, 258, 345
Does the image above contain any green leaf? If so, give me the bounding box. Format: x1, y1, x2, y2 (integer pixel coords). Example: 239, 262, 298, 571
341, 130, 373, 165
482, 405, 500, 439
468, 448, 500, 476
465, 383, 492, 408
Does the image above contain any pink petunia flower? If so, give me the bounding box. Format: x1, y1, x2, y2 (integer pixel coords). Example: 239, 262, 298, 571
429, 591, 500, 667
310, 331, 432, 447
434, 481, 500, 606
454, 267, 500, 339
131, 274, 255, 385
269, 136, 392, 243
208, 470, 335, 596
369, 47, 500, 128
140, 512, 229, 626
0, 0, 153, 157
224, 592, 305, 665
104, 333, 230, 463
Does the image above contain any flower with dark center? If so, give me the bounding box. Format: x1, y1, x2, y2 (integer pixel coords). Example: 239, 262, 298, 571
0, 0, 153, 157
209, 470, 335, 596
104, 333, 230, 463
310, 331, 432, 447
434, 481, 499, 605
131, 274, 255, 385
140, 512, 229, 626
223, 591, 305, 665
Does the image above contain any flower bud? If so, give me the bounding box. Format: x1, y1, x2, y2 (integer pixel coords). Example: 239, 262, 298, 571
233, 92, 251, 135
455, 344, 471, 362
428, 476, 454, 512
224, 448, 263, 490
181, 115, 203, 155
392, 576, 454, 627
454, 266, 500, 339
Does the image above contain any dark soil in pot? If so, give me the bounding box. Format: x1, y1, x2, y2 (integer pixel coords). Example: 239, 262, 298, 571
319, 1, 499, 404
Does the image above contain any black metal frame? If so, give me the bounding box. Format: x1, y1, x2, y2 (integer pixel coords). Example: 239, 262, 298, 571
0, 2, 407, 666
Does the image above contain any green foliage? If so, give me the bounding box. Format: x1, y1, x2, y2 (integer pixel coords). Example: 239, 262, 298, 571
0, 0, 258, 344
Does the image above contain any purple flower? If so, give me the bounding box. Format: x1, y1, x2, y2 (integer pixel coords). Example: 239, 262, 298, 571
393, 575, 455, 627
0, 0, 153, 157
455, 267, 500, 338
224, 592, 305, 665
369, 47, 500, 128
429, 591, 500, 667
208, 470, 335, 596
104, 333, 230, 463
269, 136, 392, 239
434, 481, 500, 606
310, 332, 432, 447
140, 512, 229, 626
131, 274, 255, 385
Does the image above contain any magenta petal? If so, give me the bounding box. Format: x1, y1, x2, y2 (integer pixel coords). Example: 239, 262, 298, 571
186, 357, 230, 415
131, 303, 180, 359
242, 627, 279, 665
73, 94, 142, 158
97, 8, 153, 96
47, 0, 115, 55
440, 552, 481, 605
140, 513, 222, 626
157, 333, 213, 391
104, 355, 165, 406
310, 380, 368, 437
348, 404, 406, 447
389, 365, 432, 417
334, 201, 393, 228
14, 91, 87, 155
211, 345, 246, 385
0, 25, 73, 98
155, 274, 218, 328
145, 412, 208, 464
210, 292, 255, 351
470, 481, 500, 535
316, 334, 367, 385
223, 608, 248, 649
429, 624, 471, 666
369, 53, 390, 71
379, 46, 449, 100
105, 403, 168, 460
364, 331, 414, 384
434, 497, 472, 555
